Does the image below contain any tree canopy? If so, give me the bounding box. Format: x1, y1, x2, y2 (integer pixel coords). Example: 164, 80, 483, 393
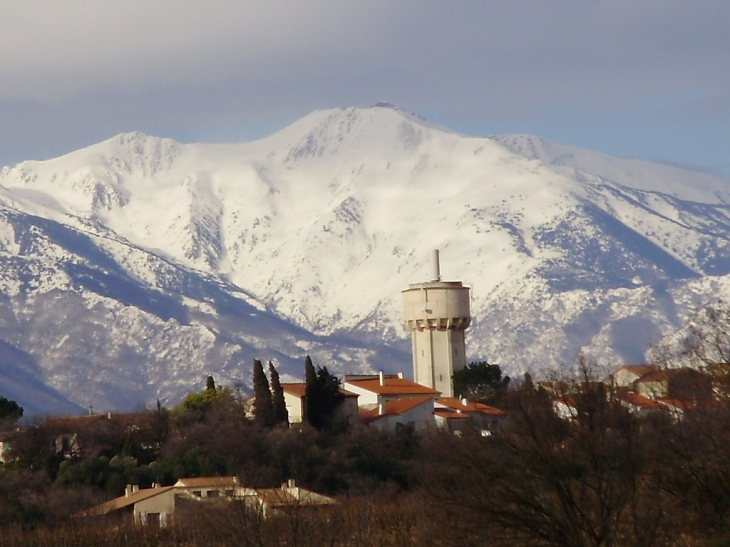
0, 395, 23, 425
303, 356, 345, 430
452, 361, 510, 403
175, 377, 238, 424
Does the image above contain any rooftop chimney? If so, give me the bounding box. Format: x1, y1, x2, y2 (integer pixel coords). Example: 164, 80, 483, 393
379, 371, 385, 386
430, 249, 441, 282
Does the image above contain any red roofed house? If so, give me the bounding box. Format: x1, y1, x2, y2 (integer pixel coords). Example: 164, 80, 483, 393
434, 398, 507, 435
343, 372, 441, 431
634, 368, 713, 402
618, 392, 663, 416
343, 372, 440, 405
76, 477, 335, 526
359, 396, 435, 432
609, 365, 658, 388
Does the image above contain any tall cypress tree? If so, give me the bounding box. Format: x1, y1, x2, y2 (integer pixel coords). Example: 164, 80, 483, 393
304, 356, 345, 430
269, 361, 289, 426
315, 366, 345, 429
304, 355, 318, 427
253, 359, 274, 428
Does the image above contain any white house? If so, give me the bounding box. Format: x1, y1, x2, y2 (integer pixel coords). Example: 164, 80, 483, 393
359, 396, 435, 432
609, 365, 658, 388
617, 392, 663, 416
76, 477, 335, 526
343, 372, 441, 406
433, 397, 507, 434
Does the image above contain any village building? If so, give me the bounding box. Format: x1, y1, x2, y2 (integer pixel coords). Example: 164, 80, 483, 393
634, 368, 713, 402
433, 397, 507, 435
617, 392, 663, 416
704, 363, 730, 399
609, 365, 659, 388
0, 411, 156, 463
75, 477, 335, 526
343, 372, 441, 406
0, 431, 14, 463
359, 396, 435, 432
341, 372, 440, 431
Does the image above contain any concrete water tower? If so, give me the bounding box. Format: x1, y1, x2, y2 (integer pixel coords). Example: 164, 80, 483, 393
402, 250, 471, 397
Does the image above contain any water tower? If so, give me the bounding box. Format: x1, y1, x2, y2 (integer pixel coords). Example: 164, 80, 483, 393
402, 250, 471, 397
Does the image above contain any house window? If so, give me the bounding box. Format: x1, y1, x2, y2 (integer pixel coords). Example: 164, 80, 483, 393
192, 491, 201, 497
208, 490, 219, 498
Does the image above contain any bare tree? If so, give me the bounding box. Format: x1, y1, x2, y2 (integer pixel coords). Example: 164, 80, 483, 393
424, 364, 673, 547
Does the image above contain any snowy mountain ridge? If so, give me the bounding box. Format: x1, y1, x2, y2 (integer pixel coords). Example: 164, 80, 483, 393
2, 104, 730, 413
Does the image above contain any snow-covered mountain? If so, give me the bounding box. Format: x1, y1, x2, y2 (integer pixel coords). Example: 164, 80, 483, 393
2, 103, 730, 413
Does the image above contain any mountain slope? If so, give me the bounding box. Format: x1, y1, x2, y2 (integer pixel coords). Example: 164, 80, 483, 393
1, 104, 730, 412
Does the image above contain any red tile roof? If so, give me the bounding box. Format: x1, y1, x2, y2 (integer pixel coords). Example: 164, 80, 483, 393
360, 396, 434, 424
175, 476, 239, 488
655, 398, 712, 411
620, 392, 662, 409
281, 383, 306, 397
75, 486, 175, 517
434, 408, 471, 420
435, 398, 505, 415
280, 383, 357, 398
345, 376, 440, 396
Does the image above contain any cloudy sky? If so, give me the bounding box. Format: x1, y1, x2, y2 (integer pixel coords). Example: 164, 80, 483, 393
1, 1, 728, 175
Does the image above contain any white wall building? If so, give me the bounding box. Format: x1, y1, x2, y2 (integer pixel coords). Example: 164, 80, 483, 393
343, 372, 440, 406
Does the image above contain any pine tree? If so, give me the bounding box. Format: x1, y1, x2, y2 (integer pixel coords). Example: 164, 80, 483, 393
0, 395, 23, 430
253, 359, 275, 428
0, 395, 23, 421
452, 362, 509, 403
269, 361, 289, 426
206, 375, 216, 392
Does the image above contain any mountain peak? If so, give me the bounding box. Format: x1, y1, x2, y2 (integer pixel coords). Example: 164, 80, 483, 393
4, 105, 730, 414
373, 102, 428, 122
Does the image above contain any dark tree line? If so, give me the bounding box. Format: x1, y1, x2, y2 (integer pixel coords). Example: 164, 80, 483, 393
5, 365, 730, 545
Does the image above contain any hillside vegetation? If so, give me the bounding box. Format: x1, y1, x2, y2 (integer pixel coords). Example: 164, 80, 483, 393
2, 368, 730, 547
